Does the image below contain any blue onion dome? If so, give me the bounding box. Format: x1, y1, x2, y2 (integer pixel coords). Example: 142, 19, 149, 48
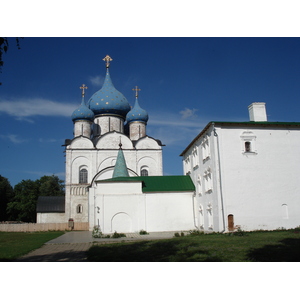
126, 86, 148, 124
88, 55, 131, 118
71, 84, 94, 122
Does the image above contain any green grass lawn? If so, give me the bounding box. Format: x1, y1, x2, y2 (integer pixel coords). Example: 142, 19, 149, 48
87, 229, 300, 262
0, 231, 65, 261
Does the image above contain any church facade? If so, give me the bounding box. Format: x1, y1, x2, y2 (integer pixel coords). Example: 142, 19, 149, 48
37, 55, 196, 233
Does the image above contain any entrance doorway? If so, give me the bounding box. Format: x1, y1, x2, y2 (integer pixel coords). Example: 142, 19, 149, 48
228, 214, 234, 231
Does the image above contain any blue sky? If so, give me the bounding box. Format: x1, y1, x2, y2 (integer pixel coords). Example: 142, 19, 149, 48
1, 37, 300, 187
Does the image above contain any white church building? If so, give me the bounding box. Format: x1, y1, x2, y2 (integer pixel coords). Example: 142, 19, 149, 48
37, 55, 196, 233
37, 56, 300, 233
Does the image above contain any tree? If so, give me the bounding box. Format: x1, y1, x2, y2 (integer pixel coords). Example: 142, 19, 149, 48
7, 179, 39, 222
0, 37, 23, 85
6, 175, 65, 223
38, 175, 65, 196
0, 175, 14, 221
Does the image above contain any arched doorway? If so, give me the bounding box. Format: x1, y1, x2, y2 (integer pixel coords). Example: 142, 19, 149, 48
111, 212, 132, 233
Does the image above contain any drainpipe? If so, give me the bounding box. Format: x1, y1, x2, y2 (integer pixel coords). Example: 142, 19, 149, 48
192, 191, 199, 230
212, 123, 226, 233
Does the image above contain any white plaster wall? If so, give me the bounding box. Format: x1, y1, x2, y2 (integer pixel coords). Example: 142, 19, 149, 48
94, 115, 124, 136
135, 137, 161, 150
89, 181, 195, 233
37, 212, 66, 223
145, 192, 195, 232
69, 137, 94, 149
69, 195, 89, 222
74, 120, 92, 138
129, 122, 146, 141
184, 124, 300, 232
182, 126, 219, 232
218, 126, 300, 231
96, 181, 142, 194
70, 155, 92, 184
96, 132, 133, 149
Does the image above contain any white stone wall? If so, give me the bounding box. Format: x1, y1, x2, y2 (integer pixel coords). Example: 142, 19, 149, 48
218, 125, 300, 231
129, 122, 146, 141
74, 120, 92, 138
93, 115, 124, 136
89, 181, 195, 233
37, 212, 66, 223
183, 123, 300, 232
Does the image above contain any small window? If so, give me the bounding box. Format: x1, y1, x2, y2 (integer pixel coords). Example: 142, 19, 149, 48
141, 169, 148, 176
77, 204, 83, 214
245, 141, 251, 152
79, 168, 88, 183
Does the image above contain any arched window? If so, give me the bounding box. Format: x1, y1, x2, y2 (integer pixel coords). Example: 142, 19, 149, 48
77, 204, 83, 214
141, 169, 148, 176
79, 168, 88, 183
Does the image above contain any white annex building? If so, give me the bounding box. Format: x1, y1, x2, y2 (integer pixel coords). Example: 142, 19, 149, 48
181, 102, 300, 232
37, 56, 300, 233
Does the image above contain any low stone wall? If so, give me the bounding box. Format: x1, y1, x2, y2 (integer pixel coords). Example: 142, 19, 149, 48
0, 222, 89, 232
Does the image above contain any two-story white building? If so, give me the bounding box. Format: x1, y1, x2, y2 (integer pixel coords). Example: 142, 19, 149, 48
181, 102, 300, 232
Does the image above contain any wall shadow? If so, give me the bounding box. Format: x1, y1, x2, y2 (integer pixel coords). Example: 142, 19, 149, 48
247, 238, 300, 262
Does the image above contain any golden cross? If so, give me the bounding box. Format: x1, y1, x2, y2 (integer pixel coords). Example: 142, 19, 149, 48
80, 84, 88, 97
132, 86, 141, 98
103, 55, 113, 68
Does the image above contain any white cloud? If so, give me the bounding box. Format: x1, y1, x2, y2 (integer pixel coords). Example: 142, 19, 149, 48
38, 138, 60, 143
147, 109, 208, 147
179, 108, 198, 120
89, 75, 104, 87
0, 134, 29, 144
0, 98, 77, 119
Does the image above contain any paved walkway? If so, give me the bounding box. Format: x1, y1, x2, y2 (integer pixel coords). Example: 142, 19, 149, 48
15, 231, 177, 262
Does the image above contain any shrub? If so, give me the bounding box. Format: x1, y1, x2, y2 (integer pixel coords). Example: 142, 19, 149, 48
139, 229, 148, 235
188, 230, 204, 236
92, 226, 103, 238
232, 227, 247, 236
112, 231, 126, 238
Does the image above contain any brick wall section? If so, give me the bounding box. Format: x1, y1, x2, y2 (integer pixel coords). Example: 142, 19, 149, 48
0, 222, 89, 232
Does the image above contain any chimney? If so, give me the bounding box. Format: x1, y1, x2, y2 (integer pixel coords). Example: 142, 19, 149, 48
248, 102, 267, 122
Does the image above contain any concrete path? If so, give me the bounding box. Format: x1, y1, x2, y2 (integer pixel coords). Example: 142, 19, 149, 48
15, 231, 177, 262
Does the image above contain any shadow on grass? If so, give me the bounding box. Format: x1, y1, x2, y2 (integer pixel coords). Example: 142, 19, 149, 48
87, 239, 223, 262
247, 238, 300, 262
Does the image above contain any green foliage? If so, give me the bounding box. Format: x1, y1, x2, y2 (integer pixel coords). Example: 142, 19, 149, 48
139, 229, 148, 235
92, 226, 103, 238
87, 229, 300, 262
7, 179, 40, 222
0, 231, 64, 261
0, 37, 23, 85
188, 229, 204, 236
111, 231, 126, 238
6, 175, 65, 223
38, 175, 64, 196
0, 175, 14, 221
174, 232, 185, 237
227, 227, 248, 237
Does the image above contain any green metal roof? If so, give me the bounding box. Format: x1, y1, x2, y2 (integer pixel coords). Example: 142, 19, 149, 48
100, 175, 195, 193
112, 147, 129, 178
